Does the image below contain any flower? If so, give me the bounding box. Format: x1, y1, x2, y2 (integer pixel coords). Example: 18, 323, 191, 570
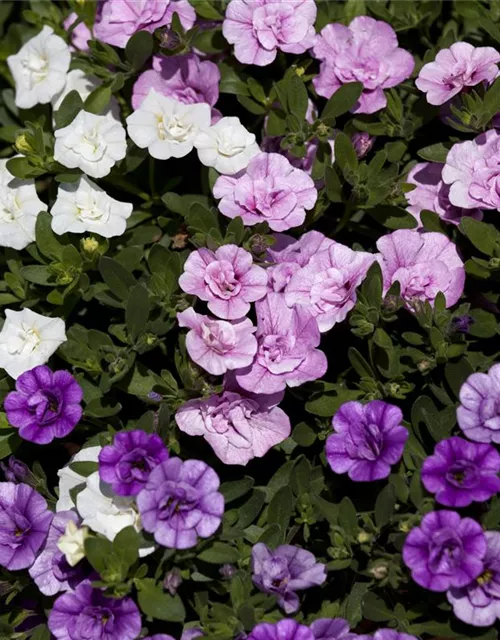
196, 117, 260, 175
447, 531, 500, 627
376, 229, 465, 309
127, 89, 210, 161
98, 430, 169, 496
325, 400, 408, 482
7, 26, 71, 109
51, 69, 119, 119
48, 583, 142, 640
28, 511, 89, 596
57, 520, 90, 567
416, 42, 500, 105
0, 159, 48, 251
51, 176, 134, 237
0, 482, 53, 571
235, 293, 328, 394
369, 632, 418, 640
421, 436, 500, 507
312, 16, 414, 114
0, 457, 30, 484
56, 446, 101, 512
213, 153, 317, 231
267, 231, 335, 271
310, 619, 354, 640
402, 510, 487, 591
457, 363, 500, 443
4, 365, 83, 444
179, 245, 267, 320
94, 0, 196, 47
406, 162, 483, 226
177, 308, 257, 376
251, 543, 326, 613
0, 309, 67, 380
54, 111, 127, 179
136, 457, 224, 549
285, 243, 376, 332
222, 0, 317, 67
163, 567, 182, 595
248, 620, 313, 640
175, 390, 291, 465
63, 13, 92, 51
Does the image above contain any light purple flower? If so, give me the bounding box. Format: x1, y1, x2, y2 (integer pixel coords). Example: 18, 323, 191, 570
0, 456, 30, 484
94, 0, 196, 48
251, 543, 326, 613
0, 482, 53, 571
175, 390, 291, 465
448, 531, 500, 627
28, 511, 89, 596
376, 229, 465, 309
249, 620, 313, 640
442, 129, 500, 210
261, 135, 320, 176
213, 153, 317, 232
312, 16, 414, 114
369, 632, 418, 640
235, 293, 328, 395
163, 567, 182, 595
406, 162, 483, 226
4, 365, 83, 445
457, 363, 500, 443
325, 400, 408, 482
136, 457, 224, 549
402, 510, 486, 592
310, 619, 354, 640
416, 42, 500, 106
98, 430, 169, 496
352, 132, 375, 159
179, 245, 267, 320
422, 436, 500, 507
63, 13, 92, 51
222, 0, 317, 67
285, 243, 376, 332
177, 308, 257, 376
48, 583, 142, 640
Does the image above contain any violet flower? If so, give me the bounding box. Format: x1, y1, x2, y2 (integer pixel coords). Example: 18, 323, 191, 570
310, 619, 354, 640
248, 620, 313, 640
457, 363, 500, 443
0, 456, 30, 483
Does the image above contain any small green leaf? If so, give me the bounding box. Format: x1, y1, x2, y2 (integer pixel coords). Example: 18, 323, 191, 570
321, 82, 363, 120
135, 578, 186, 621
198, 542, 240, 564
54, 90, 83, 129
126, 285, 150, 341
125, 31, 153, 70
99, 256, 138, 301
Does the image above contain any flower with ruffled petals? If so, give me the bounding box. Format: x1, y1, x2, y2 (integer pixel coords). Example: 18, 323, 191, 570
457, 363, 500, 443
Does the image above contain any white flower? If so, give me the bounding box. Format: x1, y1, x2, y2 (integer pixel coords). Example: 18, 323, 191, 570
0, 308, 66, 379
51, 69, 120, 120
54, 111, 127, 178
0, 159, 47, 250
56, 446, 101, 512
7, 26, 71, 109
195, 116, 260, 175
126, 88, 210, 160
57, 520, 89, 567
51, 176, 133, 237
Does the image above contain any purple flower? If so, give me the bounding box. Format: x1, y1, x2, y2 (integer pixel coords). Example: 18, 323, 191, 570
402, 510, 487, 592
285, 243, 376, 332
179, 245, 267, 320
310, 619, 354, 640
422, 436, 500, 507
136, 457, 224, 549
63, 13, 92, 52
163, 567, 182, 595
448, 531, 500, 627
251, 543, 326, 613
406, 162, 483, 226
248, 620, 313, 640
235, 293, 328, 395
325, 400, 408, 482
0, 482, 53, 571
175, 391, 291, 466
352, 132, 375, 159
98, 430, 169, 497
457, 364, 500, 443
312, 16, 414, 114
222, 0, 317, 67
0, 456, 30, 483
28, 511, 89, 596
451, 315, 475, 334
94, 0, 196, 48
369, 632, 417, 640
48, 583, 142, 640
220, 563, 237, 578
4, 365, 83, 445
213, 153, 317, 232
177, 308, 257, 376
376, 229, 465, 309
144, 636, 175, 640
416, 42, 500, 105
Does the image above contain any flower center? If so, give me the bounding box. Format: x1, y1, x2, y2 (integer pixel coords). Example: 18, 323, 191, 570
428, 528, 464, 574
7, 323, 41, 357
158, 114, 194, 143
80, 127, 106, 162
201, 321, 236, 354
445, 460, 479, 488
217, 129, 246, 157
204, 261, 242, 300
27, 389, 62, 425
75, 192, 110, 223
477, 569, 494, 585
22, 51, 49, 87
0, 192, 21, 223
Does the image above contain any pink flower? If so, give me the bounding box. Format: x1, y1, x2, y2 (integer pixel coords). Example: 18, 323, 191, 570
222, 0, 317, 67
213, 153, 317, 232
285, 243, 376, 333
94, 0, 196, 48
312, 16, 414, 114
177, 308, 257, 376
235, 293, 327, 394
178, 244, 268, 320
376, 230, 465, 309
63, 13, 92, 52
175, 390, 291, 465
416, 42, 500, 106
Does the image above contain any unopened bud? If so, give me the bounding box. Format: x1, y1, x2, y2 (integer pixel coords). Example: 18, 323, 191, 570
15, 134, 33, 155
357, 531, 372, 544
81, 237, 100, 255
417, 359, 432, 373
295, 67, 305, 77
163, 568, 182, 595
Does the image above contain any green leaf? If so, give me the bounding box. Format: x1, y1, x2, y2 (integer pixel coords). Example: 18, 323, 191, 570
0, 429, 21, 460
218, 62, 250, 96
84, 84, 112, 114
338, 497, 357, 536
417, 142, 450, 163
374, 484, 396, 528
460, 217, 500, 256
290, 456, 311, 495
135, 578, 186, 621
344, 582, 370, 627
113, 526, 140, 567
363, 592, 394, 622
268, 486, 293, 531
84, 537, 116, 574
20, 265, 54, 285
468, 309, 498, 338
125, 31, 153, 70
220, 477, 254, 503
292, 421, 317, 446
370, 205, 418, 230
286, 74, 308, 121
411, 395, 455, 442
334, 132, 358, 180
99, 256, 138, 301
198, 542, 240, 564
54, 90, 83, 129
69, 461, 98, 477
36, 211, 64, 260
126, 285, 150, 341
186, 203, 221, 236
361, 261, 383, 307
321, 82, 363, 120
325, 166, 343, 203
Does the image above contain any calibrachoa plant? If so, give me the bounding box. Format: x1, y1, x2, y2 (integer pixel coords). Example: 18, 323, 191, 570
3, 1, 500, 640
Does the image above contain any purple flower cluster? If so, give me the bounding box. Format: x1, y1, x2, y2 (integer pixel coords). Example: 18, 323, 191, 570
247, 620, 415, 640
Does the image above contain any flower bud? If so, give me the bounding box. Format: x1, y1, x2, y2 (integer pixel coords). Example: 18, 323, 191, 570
163, 567, 182, 595
15, 133, 33, 155
81, 236, 100, 255
57, 521, 89, 567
